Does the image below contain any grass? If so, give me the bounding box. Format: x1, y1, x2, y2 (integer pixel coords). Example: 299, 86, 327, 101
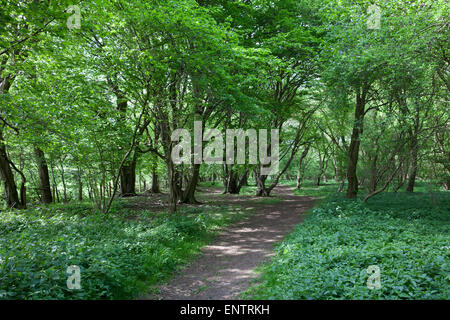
0, 200, 251, 300
244, 182, 450, 300
239, 185, 258, 196
292, 181, 342, 198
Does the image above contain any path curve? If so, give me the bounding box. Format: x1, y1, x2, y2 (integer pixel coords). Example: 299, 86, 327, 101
142, 185, 315, 300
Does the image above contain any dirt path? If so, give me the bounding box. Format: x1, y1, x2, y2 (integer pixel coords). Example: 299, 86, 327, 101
141, 185, 315, 300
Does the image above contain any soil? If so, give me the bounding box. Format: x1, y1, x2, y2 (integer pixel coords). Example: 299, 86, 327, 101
140, 185, 315, 300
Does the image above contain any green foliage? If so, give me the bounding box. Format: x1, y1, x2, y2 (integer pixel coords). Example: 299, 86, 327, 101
0, 0, 448, 301
0, 203, 250, 299
244, 192, 450, 299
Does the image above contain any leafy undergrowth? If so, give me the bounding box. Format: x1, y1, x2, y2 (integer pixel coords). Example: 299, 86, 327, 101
291, 180, 445, 199
0, 202, 249, 299
244, 192, 450, 299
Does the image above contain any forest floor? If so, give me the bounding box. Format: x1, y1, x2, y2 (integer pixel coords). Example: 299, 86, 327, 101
140, 185, 316, 300
2, 181, 446, 300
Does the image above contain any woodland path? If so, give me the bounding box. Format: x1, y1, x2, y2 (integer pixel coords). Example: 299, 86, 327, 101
141, 185, 315, 300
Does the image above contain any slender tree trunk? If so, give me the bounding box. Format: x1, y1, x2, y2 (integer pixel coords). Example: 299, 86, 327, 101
150, 125, 161, 193
77, 167, 83, 201
296, 146, 310, 189
50, 161, 60, 203
394, 178, 406, 192
28, 169, 41, 199
13, 159, 27, 208
363, 164, 402, 203
316, 150, 322, 186
406, 135, 418, 192
346, 88, 366, 199
254, 169, 269, 196
368, 155, 378, 193
87, 179, 93, 201
34, 147, 53, 204
160, 119, 181, 213
60, 163, 68, 202
18, 178, 26, 207
332, 153, 339, 181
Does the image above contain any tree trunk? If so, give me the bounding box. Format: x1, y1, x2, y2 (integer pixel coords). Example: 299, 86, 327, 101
34, 147, 53, 204
0, 128, 21, 208
254, 169, 269, 196
296, 146, 310, 189
167, 160, 182, 213
50, 161, 60, 203
19, 179, 26, 207
346, 87, 366, 199
406, 135, 418, 192
120, 153, 137, 197
224, 166, 248, 195
332, 154, 339, 181
394, 178, 406, 192
363, 164, 402, 202
316, 150, 322, 186
224, 165, 238, 194
77, 167, 83, 201
181, 164, 201, 204
151, 168, 161, 193
60, 163, 68, 202
368, 155, 378, 193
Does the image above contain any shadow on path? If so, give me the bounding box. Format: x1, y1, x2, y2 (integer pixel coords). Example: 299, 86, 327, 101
141, 185, 315, 300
